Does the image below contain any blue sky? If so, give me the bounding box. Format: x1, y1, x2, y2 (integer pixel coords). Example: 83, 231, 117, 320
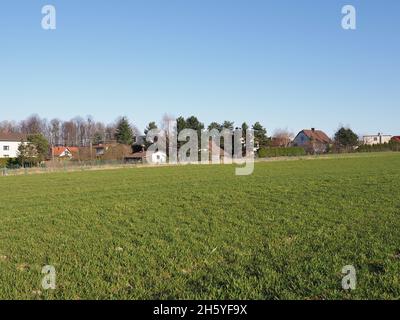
0, 0, 399, 136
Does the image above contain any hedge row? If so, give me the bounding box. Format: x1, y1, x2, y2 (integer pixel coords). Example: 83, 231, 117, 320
258, 147, 306, 158
0, 158, 8, 168
0, 158, 20, 169
357, 141, 400, 153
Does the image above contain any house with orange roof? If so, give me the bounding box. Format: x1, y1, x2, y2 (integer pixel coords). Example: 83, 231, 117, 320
292, 128, 332, 154
51, 146, 79, 160
391, 136, 400, 143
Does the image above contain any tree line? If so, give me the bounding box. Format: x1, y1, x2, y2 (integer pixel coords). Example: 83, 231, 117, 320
0, 115, 140, 147
0, 114, 272, 148
3, 114, 392, 160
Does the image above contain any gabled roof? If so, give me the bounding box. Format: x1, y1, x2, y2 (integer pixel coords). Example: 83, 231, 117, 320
301, 129, 331, 144
52, 146, 79, 157
0, 132, 27, 142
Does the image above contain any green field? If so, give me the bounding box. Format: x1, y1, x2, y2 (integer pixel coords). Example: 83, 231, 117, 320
0, 153, 399, 300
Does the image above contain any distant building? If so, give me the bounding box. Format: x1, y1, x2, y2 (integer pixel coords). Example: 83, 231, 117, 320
363, 133, 392, 146
51, 146, 79, 160
94, 144, 108, 156
134, 135, 146, 146
125, 150, 167, 164
93, 142, 132, 160
151, 151, 167, 164
125, 151, 147, 163
292, 128, 332, 154
90, 143, 132, 161
391, 136, 400, 143
0, 133, 27, 158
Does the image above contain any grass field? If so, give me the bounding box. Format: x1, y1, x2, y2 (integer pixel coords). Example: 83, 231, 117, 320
0, 152, 399, 300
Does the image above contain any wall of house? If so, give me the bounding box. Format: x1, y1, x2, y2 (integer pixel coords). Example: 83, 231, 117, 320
0, 141, 22, 158
292, 132, 309, 146
151, 152, 167, 164
363, 135, 392, 146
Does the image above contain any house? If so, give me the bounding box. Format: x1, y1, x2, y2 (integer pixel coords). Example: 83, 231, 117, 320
94, 144, 109, 156
125, 150, 167, 164
133, 135, 146, 146
363, 133, 392, 146
391, 136, 400, 143
92, 143, 126, 158
292, 128, 332, 154
125, 151, 147, 164
51, 146, 79, 160
0, 133, 27, 158
151, 151, 167, 164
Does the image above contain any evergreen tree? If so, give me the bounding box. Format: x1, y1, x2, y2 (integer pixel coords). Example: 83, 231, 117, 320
222, 121, 234, 130
17, 140, 38, 167
144, 122, 158, 135
185, 116, 204, 132
241, 122, 249, 132
28, 134, 49, 163
115, 117, 134, 145
207, 122, 222, 131
334, 127, 359, 150
252, 122, 268, 147
92, 132, 104, 145
176, 117, 186, 133
241, 122, 249, 138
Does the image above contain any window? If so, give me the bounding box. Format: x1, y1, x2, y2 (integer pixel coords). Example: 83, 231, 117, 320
3, 146, 9, 151
374, 137, 378, 141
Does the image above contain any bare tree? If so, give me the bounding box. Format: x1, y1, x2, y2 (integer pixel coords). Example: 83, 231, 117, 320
0, 114, 139, 148
105, 123, 117, 142
94, 121, 106, 143
20, 114, 44, 135
0, 120, 19, 133
50, 118, 62, 146
62, 121, 77, 146
272, 128, 294, 147
85, 116, 96, 145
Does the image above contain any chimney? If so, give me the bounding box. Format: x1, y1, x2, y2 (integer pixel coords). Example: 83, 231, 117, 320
311, 128, 315, 132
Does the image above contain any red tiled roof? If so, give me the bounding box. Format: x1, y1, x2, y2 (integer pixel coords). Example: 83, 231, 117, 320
302, 129, 331, 144
52, 147, 79, 157
0, 132, 27, 142
391, 136, 400, 142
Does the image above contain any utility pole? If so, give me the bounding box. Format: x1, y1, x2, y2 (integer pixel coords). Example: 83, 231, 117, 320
51, 142, 55, 169
90, 138, 93, 165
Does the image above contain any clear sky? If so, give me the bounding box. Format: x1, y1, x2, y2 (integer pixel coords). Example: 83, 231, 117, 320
0, 0, 399, 136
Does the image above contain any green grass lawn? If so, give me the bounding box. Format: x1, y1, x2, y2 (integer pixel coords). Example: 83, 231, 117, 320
0, 152, 399, 300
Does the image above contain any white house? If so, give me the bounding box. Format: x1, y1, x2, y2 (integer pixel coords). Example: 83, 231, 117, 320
151, 151, 167, 164
363, 133, 392, 146
0, 133, 27, 159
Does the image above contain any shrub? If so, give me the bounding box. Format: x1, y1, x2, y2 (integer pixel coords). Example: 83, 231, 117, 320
0, 159, 8, 168
357, 141, 400, 153
258, 147, 306, 158
258, 148, 268, 158
0, 158, 19, 169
